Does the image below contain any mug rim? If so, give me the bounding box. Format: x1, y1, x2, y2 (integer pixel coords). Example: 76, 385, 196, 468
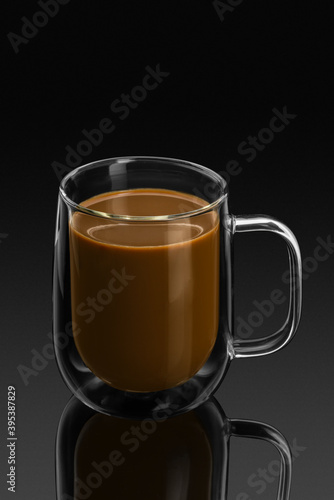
59, 156, 228, 222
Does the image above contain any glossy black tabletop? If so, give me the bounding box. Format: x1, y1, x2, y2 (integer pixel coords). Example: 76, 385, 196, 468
1, 2, 333, 499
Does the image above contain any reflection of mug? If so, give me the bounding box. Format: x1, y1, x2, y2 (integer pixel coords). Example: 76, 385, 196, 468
53, 157, 302, 416
56, 396, 292, 500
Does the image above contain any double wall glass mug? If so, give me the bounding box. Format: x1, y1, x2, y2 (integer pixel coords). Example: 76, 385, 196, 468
56, 396, 292, 500
53, 156, 302, 417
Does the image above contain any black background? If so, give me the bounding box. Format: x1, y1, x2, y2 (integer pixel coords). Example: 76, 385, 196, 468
1, 1, 333, 498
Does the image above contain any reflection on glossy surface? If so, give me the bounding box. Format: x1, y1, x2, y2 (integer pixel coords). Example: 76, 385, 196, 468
75, 411, 212, 499
56, 397, 292, 500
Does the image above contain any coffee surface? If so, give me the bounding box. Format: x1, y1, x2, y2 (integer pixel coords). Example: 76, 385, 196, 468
69, 188, 220, 392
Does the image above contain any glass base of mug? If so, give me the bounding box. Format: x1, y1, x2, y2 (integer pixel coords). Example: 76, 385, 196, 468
62, 348, 231, 419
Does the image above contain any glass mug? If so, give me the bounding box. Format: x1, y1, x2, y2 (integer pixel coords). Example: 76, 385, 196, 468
53, 156, 302, 417
56, 396, 292, 500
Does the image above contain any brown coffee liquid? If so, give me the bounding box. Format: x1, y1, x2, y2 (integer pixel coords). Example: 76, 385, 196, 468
69, 189, 219, 392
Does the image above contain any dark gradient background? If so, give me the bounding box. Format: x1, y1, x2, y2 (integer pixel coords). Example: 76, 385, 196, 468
1, 1, 333, 498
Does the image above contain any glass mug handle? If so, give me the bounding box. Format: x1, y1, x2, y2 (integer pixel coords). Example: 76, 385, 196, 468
229, 418, 292, 500
231, 215, 302, 357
